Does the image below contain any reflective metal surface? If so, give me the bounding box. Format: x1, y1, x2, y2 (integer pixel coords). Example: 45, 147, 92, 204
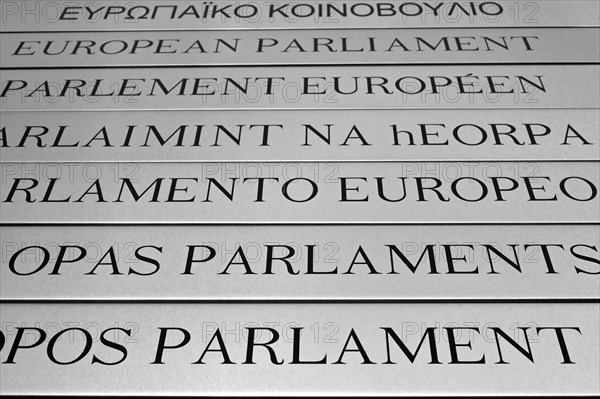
1, 303, 598, 395
2, 161, 598, 223
1, 0, 598, 31
1, 0, 598, 396
2, 109, 598, 162
2, 28, 598, 67
2, 65, 598, 111
1, 225, 598, 300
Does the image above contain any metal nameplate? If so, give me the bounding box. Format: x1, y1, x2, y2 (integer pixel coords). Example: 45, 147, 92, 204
1, 224, 598, 300
1, 0, 599, 31
1, 161, 598, 223
1, 65, 598, 110
1, 27, 598, 67
1, 109, 598, 162
0, 303, 598, 395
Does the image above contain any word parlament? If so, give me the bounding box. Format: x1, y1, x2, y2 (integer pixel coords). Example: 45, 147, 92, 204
1, 304, 598, 395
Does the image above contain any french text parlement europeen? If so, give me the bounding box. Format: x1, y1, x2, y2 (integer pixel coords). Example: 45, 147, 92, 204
0, 74, 546, 99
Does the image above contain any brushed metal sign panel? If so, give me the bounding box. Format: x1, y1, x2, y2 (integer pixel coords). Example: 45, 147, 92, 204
1, 0, 599, 31
1, 162, 598, 224
2, 28, 598, 67
1, 109, 598, 162
1, 65, 598, 111
1, 303, 598, 395
1, 225, 598, 300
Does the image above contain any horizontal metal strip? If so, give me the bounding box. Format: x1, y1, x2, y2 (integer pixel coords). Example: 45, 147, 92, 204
1, 161, 598, 223
1, 109, 598, 162
2, 25, 600, 34
1, 28, 598, 68
1, 396, 597, 399
2, 161, 600, 165
4, 107, 600, 112
0, 396, 597, 399
2, 222, 600, 226
2, 299, 600, 304
0, 303, 598, 395
1, 224, 598, 300
3, 62, 600, 71
1, 65, 598, 110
